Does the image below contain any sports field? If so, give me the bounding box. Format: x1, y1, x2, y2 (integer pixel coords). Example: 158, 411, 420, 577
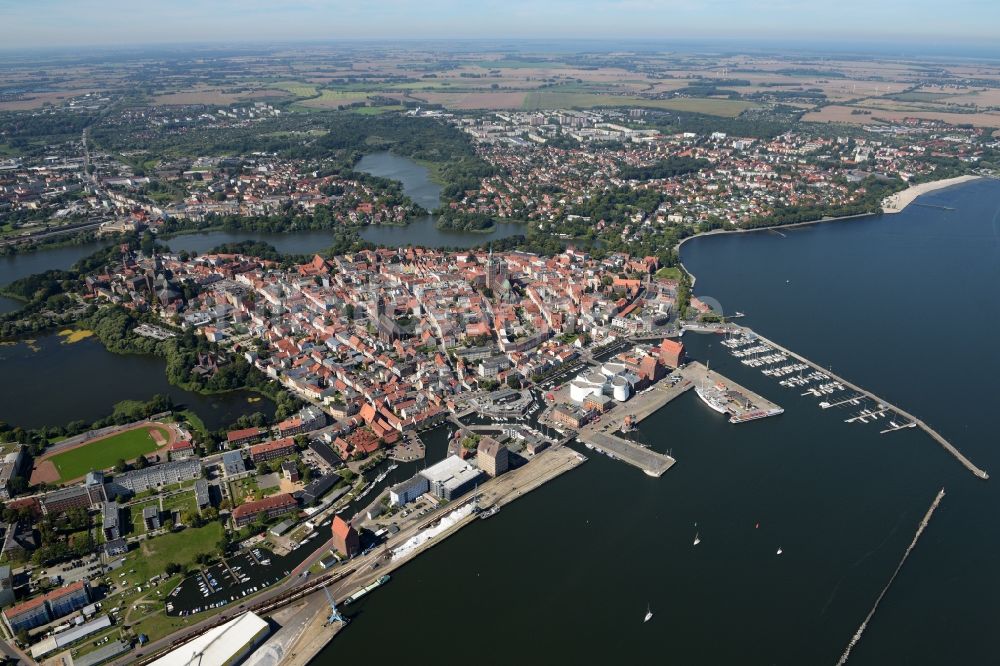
44, 424, 170, 482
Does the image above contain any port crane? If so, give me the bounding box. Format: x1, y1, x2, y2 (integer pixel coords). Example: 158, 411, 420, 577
323, 584, 347, 626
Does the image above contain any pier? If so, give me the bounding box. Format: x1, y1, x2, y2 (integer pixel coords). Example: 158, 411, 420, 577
679, 361, 783, 424
739, 328, 987, 479
276, 444, 586, 665
836, 488, 946, 665
573, 374, 693, 477
130, 446, 585, 666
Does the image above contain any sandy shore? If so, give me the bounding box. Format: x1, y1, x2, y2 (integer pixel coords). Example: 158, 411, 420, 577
881, 175, 982, 213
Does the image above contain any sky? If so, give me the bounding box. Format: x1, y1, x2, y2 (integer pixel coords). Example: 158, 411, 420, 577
1, 0, 998, 50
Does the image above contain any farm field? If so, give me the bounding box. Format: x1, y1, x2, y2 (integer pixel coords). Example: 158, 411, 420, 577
522, 92, 757, 116
803, 104, 1000, 127
296, 90, 371, 109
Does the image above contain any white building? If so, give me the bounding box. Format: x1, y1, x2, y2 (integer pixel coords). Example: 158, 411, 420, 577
150, 612, 269, 666
389, 474, 430, 507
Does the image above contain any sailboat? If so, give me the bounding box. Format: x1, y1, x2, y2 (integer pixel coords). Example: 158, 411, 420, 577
776, 547, 783, 555
644, 603, 653, 623
693, 531, 701, 546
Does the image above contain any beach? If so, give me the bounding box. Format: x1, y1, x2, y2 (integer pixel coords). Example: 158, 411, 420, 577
881, 174, 982, 213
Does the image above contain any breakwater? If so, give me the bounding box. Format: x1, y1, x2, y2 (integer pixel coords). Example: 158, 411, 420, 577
836, 488, 946, 665
742, 327, 988, 480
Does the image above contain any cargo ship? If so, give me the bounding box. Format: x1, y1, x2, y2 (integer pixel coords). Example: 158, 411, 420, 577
343, 574, 391, 605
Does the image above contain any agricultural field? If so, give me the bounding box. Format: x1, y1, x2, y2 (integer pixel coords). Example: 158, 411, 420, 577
295, 90, 371, 110
803, 104, 1000, 128
521, 92, 756, 116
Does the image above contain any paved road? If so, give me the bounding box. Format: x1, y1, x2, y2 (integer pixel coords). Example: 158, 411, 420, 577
122, 445, 583, 665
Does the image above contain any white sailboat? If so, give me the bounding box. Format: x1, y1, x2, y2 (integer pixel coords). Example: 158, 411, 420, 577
644, 603, 653, 623
693, 531, 701, 546
776, 547, 783, 555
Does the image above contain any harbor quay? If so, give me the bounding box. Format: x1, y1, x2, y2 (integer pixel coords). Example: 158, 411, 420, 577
126, 445, 584, 665
679, 360, 783, 423
574, 376, 693, 476
258, 445, 587, 666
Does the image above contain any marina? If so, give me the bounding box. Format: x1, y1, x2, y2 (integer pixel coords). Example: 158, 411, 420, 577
723, 326, 988, 480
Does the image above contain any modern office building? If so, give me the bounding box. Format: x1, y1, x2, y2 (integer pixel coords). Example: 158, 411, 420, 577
143, 506, 161, 531
421, 455, 482, 501
101, 502, 120, 541
388, 474, 430, 506
221, 451, 247, 478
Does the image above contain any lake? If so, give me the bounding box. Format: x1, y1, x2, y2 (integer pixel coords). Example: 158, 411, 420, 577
317, 178, 1000, 665
355, 152, 527, 248
0, 331, 273, 431
0, 240, 111, 313
0, 153, 526, 308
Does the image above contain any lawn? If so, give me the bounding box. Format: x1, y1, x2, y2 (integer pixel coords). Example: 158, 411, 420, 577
655, 266, 683, 281
161, 491, 197, 517
351, 105, 405, 115
128, 500, 161, 535
49, 425, 167, 482
122, 522, 223, 588
129, 608, 196, 644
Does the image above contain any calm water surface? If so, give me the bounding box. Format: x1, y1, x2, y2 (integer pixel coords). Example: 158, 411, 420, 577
318, 179, 1000, 665
355, 152, 527, 248
0, 331, 273, 430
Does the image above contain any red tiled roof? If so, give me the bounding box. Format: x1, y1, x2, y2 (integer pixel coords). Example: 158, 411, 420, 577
227, 427, 264, 443
4, 580, 87, 619
332, 515, 353, 539
249, 437, 295, 456
231, 493, 297, 520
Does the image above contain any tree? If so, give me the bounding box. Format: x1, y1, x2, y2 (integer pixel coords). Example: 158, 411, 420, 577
134, 455, 149, 470
114, 459, 127, 474
139, 231, 155, 256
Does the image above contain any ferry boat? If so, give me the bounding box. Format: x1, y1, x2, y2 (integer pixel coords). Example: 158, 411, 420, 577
478, 505, 500, 520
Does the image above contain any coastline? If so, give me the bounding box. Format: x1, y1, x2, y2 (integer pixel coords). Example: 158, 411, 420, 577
676, 174, 983, 288
881, 174, 982, 213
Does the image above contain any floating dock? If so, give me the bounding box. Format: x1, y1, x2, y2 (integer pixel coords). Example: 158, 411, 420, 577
740, 328, 988, 480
